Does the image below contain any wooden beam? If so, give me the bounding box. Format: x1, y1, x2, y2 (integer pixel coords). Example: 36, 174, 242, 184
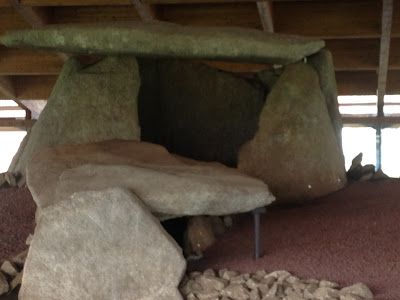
342, 116, 400, 125
326, 39, 380, 71
8, 0, 51, 28
13, 75, 57, 100
160, 3, 261, 28
257, 1, 274, 32
377, 0, 393, 116
0, 118, 35, 128
336, 71, 378, 96
273, 1, 381, 38
52, 5, 140, 23
0, 106, 24, 110
0, 7, 31, 35
130, 0, 158, 21
22, 0, 130, 5
0, 47, 64, 76
0, 76, 16, 99
386, 70, 400, 94
0, 0, 10, 6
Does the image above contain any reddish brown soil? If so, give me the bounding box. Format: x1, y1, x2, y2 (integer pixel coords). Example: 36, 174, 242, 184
0, 188, 36, 260
189, 179, 400, 300
1, 181, 399, 299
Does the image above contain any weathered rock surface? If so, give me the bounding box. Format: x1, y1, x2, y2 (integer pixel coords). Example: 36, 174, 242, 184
9, 56, 141, 176
27, 140, 275, 217
138, 58, 266, 166
1, 22, 324, 64
308, 49, 344, 151
238, 62, 347, 202
0, 272, 9, 296
20, 188, 186, 300
180, 269, 374, 300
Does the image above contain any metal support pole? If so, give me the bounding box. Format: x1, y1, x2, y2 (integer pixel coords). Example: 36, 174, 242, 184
252, 207, 266, 259
376, 124, 382, 171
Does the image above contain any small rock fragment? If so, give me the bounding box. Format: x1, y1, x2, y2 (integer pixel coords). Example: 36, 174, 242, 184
12, 249, 28, 268
25, 234, 33, 245
319, 280, 339, 289
340, 283, 373, 299
249, 288, 261, 300
0, 173, 6, 187
195, 274, 228, 291
219, 268, 239, 281
313, 286, 339, 300
203, 269, 216, 277
5, 172, 17, 187
0, 272, 9, 295
221, 283, 250, 300
195, 290, 220, 299
1, 260, 18, 277
9, 271, 23, 291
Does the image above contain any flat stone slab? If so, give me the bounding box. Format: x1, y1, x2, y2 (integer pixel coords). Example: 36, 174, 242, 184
27, 140, 275, 217
20, 188, 186, 300
0, 22, 325, 64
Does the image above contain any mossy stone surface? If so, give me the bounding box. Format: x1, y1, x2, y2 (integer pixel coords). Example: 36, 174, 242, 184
1, 22, 324, 64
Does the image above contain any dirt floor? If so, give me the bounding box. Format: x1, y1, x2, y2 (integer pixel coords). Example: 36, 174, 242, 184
0, 180, 399, 299
189, 179, 400, 300
0, 188, 35, 260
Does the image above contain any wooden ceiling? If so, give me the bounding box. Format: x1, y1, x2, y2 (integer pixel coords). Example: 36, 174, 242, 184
0, 0, 399, 127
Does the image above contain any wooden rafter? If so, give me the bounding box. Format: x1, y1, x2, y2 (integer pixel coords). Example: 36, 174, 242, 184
342, 116, 400, 125
377, 0, 394, 117
0, 75, 16, 99
0, 118, 35, 128
257, 1, 274, 33
8, 0, 50, 28
130, 0, 158, 21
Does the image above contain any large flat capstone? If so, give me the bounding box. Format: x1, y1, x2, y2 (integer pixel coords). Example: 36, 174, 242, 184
20, 188, 186, 300
0, 22, 324, 64
238, 62, 347, 203
27, 140, 275, 217
8, 56, 141, 176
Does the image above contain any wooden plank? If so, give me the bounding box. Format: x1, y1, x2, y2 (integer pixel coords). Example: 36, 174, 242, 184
389, 38, 400, 69
257, 1, 274, 32
0, 7, 31, 36
130, 0, 158, 21
22, 0, 131, 6
274, 1, 381, 38
0, 0, 10, 7
0, 76, 16, 99
8, 0, 51, 28
52, 5, 140, 23
377, 0, 393, 117
160, 3, 262, 28
0, 47, 64, 76
13, 75, 57, 100
0, 106, 24, 110
342, 116, 400, 125
326, 39, 380, 71
386, 70, 400, 94
0, 118, 36, 128
336, 71, 378, 96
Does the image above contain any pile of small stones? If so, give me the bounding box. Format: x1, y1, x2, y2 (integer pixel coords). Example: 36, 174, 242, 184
0, 171, 26, 188
180, 269, 374, 300
0, 247, 29, 296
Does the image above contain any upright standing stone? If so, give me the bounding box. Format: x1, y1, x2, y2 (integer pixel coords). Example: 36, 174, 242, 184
9, 56, 141, 176
308, 49, 343, 151
20, 188, 186, 300
238, 63, 347, 203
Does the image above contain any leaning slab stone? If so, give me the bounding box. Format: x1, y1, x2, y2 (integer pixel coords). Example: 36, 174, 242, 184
26, 140, 275, 217
0, 22, 324, 65
9, 56, 141, 176
20, 188, 186, 300
308, 49, 343, 150
238, 63, 347, 203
